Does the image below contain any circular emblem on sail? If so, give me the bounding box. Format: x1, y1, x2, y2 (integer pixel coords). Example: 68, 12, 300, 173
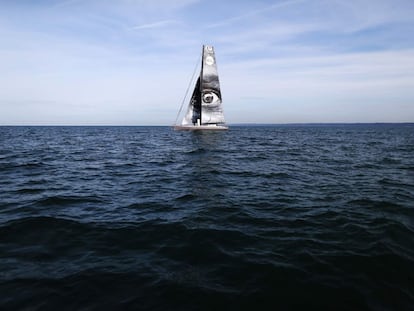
206, 46, 213, 51
205, 56, 214, 66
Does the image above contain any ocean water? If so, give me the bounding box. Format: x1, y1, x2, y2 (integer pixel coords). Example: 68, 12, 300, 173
0, 124, 413, 310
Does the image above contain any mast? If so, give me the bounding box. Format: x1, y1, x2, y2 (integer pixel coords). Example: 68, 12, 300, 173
200, 45, 204, 124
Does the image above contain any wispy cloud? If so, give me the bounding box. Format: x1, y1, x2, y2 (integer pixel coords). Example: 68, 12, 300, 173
331, 0, 414, 33
52, 0, 84, 8
206, 0, 307, 28
220, 48, 414, 123
132, 19, 180, 30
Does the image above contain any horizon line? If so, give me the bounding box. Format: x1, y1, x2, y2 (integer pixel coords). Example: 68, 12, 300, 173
1, 122, 413, 127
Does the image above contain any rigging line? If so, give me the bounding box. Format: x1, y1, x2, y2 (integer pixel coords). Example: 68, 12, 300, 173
174, 53, 201, 126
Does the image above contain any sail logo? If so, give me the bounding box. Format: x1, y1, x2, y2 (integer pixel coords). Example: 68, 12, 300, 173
205, 56, 214, 66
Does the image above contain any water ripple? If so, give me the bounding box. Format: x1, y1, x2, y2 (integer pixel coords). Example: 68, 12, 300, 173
0, 125, 413, 310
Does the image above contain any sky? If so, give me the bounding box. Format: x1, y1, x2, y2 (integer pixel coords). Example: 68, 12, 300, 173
0, 0, 413, 125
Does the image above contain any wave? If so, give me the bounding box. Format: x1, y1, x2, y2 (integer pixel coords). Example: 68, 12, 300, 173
33, 195, 106, 207
1, 125, 414, 310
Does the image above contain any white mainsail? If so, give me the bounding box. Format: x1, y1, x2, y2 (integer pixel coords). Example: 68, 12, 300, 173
199, 45, 226, 126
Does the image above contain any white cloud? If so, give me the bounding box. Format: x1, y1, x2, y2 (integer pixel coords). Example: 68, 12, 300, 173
219, 48, 414, 122
206, 0, 307, 29
132, 20, 180, 30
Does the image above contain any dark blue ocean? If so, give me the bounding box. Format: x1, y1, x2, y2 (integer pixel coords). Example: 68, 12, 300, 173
0, 124, 413, 310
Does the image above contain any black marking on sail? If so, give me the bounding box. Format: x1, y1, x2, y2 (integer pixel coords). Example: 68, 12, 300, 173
191, 77, 201, 125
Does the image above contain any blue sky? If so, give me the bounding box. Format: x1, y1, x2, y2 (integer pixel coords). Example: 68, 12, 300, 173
1, 0, 413, 125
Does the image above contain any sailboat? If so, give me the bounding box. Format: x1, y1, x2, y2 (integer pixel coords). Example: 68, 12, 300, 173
174, 45, 228, 130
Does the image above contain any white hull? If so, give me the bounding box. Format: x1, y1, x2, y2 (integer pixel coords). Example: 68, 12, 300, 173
173, 124, 228, 131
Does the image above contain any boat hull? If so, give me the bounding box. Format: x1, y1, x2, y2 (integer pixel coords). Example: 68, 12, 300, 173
173, 125, 228, 131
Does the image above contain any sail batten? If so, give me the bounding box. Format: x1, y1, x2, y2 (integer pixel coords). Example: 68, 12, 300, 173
176, 45, 227, 130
